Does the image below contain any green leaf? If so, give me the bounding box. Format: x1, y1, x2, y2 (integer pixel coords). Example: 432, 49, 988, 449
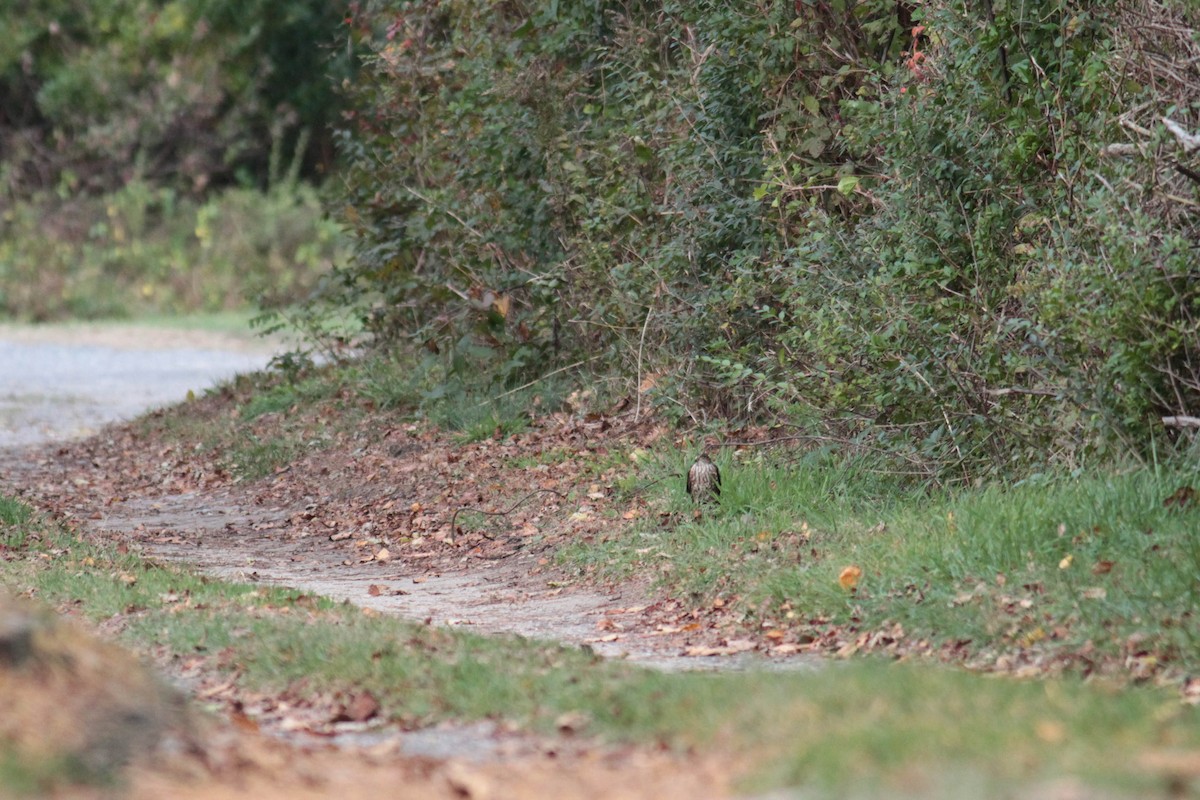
836, 175, 859, 195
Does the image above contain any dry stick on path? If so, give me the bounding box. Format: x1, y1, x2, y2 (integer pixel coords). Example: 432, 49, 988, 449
450, 488, 568, 545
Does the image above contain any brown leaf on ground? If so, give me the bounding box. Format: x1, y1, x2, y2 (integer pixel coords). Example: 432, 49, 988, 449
335, 691, 381, 723
1163, 485, 1196, 509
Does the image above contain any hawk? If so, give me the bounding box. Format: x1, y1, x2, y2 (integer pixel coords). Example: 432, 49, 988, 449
686, 453, 721, 503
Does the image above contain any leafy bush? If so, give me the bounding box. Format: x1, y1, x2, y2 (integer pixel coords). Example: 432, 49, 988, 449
0, 0, 347, 196
326, 0, 1199, 480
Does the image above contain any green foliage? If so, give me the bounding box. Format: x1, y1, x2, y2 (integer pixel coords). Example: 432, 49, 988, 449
325, 0, 1200, 479
0, 0, 347, 195
0, 181, 345, 320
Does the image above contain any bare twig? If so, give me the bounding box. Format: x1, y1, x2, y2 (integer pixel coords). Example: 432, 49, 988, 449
1163, 117, 1200, 152
1162, 415, 1200, 428
479, 357, 600, 407
404, 185, 485, 239
449, 488, 568, 539
634, 303, 654, 423
1172, 162, 1200, 185
983, 386, 1061, 397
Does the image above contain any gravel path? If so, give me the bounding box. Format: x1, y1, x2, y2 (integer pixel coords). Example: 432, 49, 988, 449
0, 322, 281, 447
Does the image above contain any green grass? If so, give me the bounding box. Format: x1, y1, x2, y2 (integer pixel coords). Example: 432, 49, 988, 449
0, 182, 345, 322
562, 448, 1200, 678
0, 496, 31, 526
239, 374, 341, 421
2, 497, 1199, 798
223, 434, 310, 481
0, 751, 105, 798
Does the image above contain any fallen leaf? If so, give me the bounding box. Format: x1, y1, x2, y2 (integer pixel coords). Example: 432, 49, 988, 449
336, 691, 380, 723
1035, 720, 1066, 743
638, 372, 661, 393
374, 547, 391, 562
492, 293, 511, 318
1082, 587, 1107, 600
368, 584, 383, 597
555, 710, 590, 734
838, 565, 862, 590
1092, 560, 1114, 575
443, 763, 493, 799
230, 706, 259, 733
684, 639, 756, 657
1163, 485, 1196, 509
1058, 554, 1073, 569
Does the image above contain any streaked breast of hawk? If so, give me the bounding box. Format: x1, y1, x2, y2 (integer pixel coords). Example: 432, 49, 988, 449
687, 453, 721, 503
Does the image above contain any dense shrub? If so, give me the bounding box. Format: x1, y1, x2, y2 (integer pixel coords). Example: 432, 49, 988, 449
329, 0, 1199, 480
0, 0, 347, 196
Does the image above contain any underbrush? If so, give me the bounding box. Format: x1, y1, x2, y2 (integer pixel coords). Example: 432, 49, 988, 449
0, 181, 345, 321
2, 497, 1197, 798
326, 0, 1200, 482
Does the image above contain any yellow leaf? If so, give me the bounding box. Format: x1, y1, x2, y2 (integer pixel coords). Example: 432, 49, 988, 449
838, 565, 862, 590
1020, 626, 1046, 647
492, 293, 511, 318
1035, 720, 1065, 743
1059, 554, 1074, 570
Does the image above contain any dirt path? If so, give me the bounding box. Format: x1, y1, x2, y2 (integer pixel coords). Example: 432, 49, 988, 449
0, 323, 815, 671
91, 486, 800, 673
0, 322, 786, 798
